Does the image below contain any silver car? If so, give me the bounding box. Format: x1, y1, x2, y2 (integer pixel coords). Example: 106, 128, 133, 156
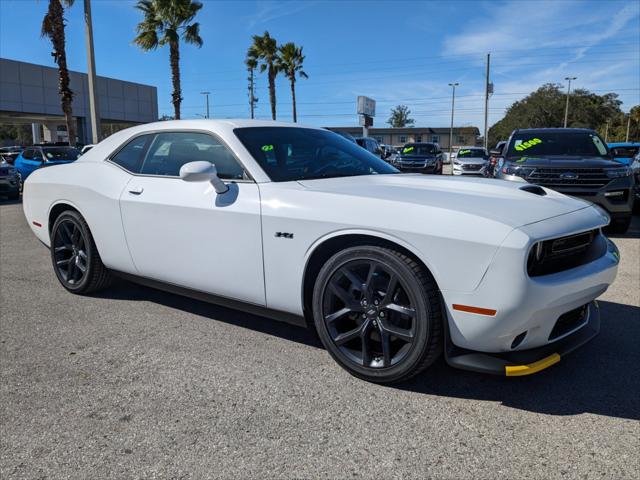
452, 146, 489, 176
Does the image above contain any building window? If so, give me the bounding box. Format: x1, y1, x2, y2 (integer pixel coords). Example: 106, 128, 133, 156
399, 136, 407, 143
431, 135, 440, 144
415, 135, 422, 142
456, 135, 465, 144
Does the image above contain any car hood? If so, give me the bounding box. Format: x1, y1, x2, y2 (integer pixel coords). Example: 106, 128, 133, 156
504, 156, 620, 168
455, 156, 487, 164
297, 174, 592, 229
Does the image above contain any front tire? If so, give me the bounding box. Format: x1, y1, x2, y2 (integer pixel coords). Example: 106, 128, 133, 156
50, 210, 112, 294
312, 245, 442, 383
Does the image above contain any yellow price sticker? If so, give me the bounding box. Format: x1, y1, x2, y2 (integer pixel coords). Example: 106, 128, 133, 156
261, 144, 274, 152
514, 138, 542, 151
402, 146, 414, 153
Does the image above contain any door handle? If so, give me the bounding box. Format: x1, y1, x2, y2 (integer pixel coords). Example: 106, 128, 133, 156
128, 186, 144, 195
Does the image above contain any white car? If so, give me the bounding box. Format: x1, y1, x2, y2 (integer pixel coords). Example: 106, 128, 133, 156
22, 120, 620, 383
453, 146, 489, 176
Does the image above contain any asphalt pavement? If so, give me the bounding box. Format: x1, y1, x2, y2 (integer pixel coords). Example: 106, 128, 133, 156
1, 198, 639, 479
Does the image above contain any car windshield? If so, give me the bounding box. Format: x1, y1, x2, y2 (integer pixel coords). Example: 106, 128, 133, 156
611, 146, 640, 158
234, 127, 399, 182
42, 147, 80, 161
457, 148, 487, 158
506, 132, 609, 159
401, 144, 436, 155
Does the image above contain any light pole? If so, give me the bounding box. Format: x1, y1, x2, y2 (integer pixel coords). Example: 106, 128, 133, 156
448, 82, 459, 174
625, 114, 631, 142
200, 91, 211, 119
563, 76, 576, 128
84, 0, 101, 144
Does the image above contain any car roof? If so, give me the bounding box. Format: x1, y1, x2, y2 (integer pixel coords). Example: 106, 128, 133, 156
404, 142, 436, 146
513, 128, 596, 134
458, 146, 485, 149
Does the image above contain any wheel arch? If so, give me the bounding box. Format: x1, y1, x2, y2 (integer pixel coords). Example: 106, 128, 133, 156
301, 230, 440, 324
48, 200, 85, 236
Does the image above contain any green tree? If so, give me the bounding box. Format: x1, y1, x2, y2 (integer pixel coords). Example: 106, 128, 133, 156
387, 105, 415, 128
0, 124, 33, 146
276, 42, 308, 123
134, 0, 203, 120
245, 52, 259, 119
250, 31, 279, 120
488, 84, 624, 145
41, 0, 76, 145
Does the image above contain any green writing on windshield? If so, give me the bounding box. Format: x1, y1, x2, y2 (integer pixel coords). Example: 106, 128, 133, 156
402, 146, 414, 154
458, 149, 471, 155
514, 138, 542, 151
261, 144, 274, 152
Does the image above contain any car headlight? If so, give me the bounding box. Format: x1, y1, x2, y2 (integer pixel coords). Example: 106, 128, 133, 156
605, 166, 632, 178
502, 165, 534, 178
454, 161, 462, 166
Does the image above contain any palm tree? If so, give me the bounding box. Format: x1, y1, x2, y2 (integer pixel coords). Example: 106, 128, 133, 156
41, 0, 77, 145
276, 42, 308, 123
250, 31, 279, 120
245, 51, 258, 119
133, 0, 203, 120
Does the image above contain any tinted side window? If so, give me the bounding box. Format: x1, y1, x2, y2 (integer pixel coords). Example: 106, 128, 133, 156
111, 134, 152, 172
140, 132, 245, 180
22, 148, 34, 160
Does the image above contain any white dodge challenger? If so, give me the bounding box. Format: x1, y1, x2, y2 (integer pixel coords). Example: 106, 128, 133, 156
23, 120, 620, 383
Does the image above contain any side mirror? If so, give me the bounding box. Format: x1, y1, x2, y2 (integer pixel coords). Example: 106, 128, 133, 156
179, 161, 228, 194
489, 148, 502, 156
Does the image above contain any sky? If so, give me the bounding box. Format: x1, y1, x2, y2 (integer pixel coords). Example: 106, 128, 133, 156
0, 0, 639, 131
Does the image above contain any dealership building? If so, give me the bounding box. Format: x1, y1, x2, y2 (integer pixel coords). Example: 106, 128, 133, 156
0, 58, 158, 144
328, 126, 481, 149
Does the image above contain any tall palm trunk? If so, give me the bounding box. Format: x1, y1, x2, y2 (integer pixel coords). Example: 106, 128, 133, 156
249, 67, 255, 119
289, 75, 297, 123
169, 40, 182, 119
268, 64, 277, 120
46, 0, 76, 145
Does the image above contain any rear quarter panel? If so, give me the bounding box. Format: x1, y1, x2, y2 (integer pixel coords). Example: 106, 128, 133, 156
23, 161, 136, 273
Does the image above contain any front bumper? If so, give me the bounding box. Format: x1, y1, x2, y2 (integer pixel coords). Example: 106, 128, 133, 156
453, 164, 487, 175
0, 178, 19, 195
445, 300, 601, 375
442, 209, 618, 358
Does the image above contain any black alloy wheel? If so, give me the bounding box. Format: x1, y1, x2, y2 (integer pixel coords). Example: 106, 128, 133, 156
51, 210, 112, 294
313, 245, 442, 383
53, 217, 88, 286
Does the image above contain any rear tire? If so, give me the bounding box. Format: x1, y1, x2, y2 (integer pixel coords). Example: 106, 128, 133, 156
50, 210, 112, 294
312, 245, 442, 384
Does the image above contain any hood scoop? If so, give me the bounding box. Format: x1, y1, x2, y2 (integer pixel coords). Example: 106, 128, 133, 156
520, 185, 547, 196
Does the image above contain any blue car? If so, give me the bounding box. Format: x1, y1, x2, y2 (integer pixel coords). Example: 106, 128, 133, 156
608, 142, 640, 165
14, 145, 80, 184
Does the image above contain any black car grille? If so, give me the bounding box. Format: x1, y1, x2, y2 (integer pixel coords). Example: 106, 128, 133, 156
527, 168, 610, 188
527, 229, 606, 277
549, 305, 588, 341
0, 168, 9, 176
462, 163, 483, 171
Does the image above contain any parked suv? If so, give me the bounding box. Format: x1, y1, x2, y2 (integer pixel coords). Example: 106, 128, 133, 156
496, 128, 634, 233
393, 142, 444, 174
355, 137, 383, 158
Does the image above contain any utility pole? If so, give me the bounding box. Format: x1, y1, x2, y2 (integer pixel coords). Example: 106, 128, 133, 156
248, 69, 256, 119
84, 0, 100, 144
200, 91, 211, 119
448, 82, 459, 174
483, 53, 491, 150
625, 114, 631, 142
604, 121, 609, 142
563, 76, 577, 128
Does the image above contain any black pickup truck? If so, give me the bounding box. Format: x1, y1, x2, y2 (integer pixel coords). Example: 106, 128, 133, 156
495, 128, 634, 233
